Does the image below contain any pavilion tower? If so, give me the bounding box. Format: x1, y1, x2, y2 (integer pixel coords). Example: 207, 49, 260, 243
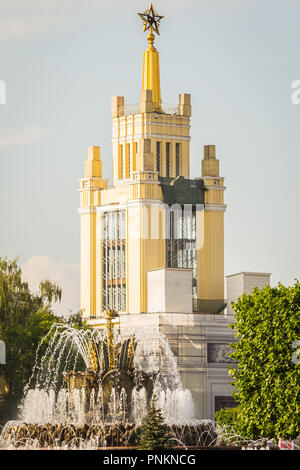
79, 3, 226, 323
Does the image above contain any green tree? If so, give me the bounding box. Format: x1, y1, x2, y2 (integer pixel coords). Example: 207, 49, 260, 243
215, 407, 243, 445
0, 257, 62, 400
138, 395, 172, 450
229, 280, 300, 440
66, 311, 89, 330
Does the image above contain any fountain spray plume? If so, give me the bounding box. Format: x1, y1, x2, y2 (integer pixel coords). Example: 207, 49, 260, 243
1, 310, 206, 448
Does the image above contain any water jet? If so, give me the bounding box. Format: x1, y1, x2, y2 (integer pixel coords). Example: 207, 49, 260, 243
1, 311, 211, 448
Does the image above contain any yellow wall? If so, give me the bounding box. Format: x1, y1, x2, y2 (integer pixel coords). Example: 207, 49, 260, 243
127, 204, 166, 314
79, 46, 225, 320
197, 210, 224, 302
112, 111, 191, 184
80, 211, 97, 317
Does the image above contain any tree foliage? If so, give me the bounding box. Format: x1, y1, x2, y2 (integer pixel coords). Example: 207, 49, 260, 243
138, 395, 172, 450
214, 407, 243, 445
0, 257, 62, 400
66, 311, 89, 330
215, 406, 239, 429
229, 280, 300, 440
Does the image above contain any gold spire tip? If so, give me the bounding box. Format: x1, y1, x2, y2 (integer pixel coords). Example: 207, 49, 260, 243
138, 3, 164, 47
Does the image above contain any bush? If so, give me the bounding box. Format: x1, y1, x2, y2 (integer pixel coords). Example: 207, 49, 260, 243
215, 407, 244, 445
138, 395, 172, 450
215, 407, 239, 428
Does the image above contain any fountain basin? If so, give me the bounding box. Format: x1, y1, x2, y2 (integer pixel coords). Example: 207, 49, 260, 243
1, 421, 217, 449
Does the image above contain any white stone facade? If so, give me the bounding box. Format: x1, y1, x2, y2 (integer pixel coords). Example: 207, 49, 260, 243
226, 272, 271, 315
89, 269, 272, 420
147, 268, 193, 314
120, 311, 236, 420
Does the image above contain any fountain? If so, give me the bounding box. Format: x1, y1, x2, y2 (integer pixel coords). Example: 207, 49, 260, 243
62, 310, 154, 423
0, 311, 218, 449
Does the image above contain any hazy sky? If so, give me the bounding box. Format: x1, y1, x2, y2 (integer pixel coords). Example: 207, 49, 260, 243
0, 0, 299, 315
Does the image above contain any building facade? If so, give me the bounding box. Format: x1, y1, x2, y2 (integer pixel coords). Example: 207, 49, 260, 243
79, 5, 235, 419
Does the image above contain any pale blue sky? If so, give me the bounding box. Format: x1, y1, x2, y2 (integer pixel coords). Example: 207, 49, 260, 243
0, 0, 299, 314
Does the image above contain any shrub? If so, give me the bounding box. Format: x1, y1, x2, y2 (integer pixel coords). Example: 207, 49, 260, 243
138, 395, 172, 450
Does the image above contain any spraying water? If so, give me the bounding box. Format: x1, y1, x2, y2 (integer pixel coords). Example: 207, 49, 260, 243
17, 322, 194, 426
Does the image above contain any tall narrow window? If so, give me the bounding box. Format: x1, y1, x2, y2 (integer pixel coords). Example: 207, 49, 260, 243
176, 143, 180, 177
166, 142, 170, 177
102, 210, 127, 312
156, 142, 161, 173
166, 206, 197, 307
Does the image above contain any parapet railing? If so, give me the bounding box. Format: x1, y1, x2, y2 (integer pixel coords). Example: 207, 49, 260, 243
124, 103, 140, 115
123, 103, 179, 116
161, 103, 179, 115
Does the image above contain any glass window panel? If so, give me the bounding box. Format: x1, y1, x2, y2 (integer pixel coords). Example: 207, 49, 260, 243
166, 206, 197, 300
102, 210, 127, 312
176, 143, 180, 177
166, 143, 170, 177
156, 142, 161, 173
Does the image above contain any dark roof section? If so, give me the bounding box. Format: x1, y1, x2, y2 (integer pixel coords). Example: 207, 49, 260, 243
159, 176, 205, 205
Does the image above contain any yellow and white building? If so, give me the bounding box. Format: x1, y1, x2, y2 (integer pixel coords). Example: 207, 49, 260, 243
79, 5, 237, 419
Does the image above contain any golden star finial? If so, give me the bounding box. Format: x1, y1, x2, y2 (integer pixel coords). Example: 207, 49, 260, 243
138, 3, 164, 36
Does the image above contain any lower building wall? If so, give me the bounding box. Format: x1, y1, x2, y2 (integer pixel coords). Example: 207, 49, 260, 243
119, 312, 236, 420
206, 369, 235, 418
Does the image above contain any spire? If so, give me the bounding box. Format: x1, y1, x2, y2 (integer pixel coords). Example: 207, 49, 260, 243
138, 3, 164, 112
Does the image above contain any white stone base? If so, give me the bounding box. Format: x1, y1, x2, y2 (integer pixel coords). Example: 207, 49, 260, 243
120, 312, 236, 420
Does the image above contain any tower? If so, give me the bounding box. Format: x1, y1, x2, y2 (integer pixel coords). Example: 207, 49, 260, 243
79, 4, 232, 418
79, 4, 225, 320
